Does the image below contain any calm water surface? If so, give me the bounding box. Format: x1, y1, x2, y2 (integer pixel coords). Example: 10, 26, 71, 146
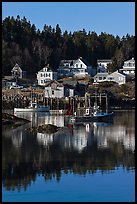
2, 110, 135, 202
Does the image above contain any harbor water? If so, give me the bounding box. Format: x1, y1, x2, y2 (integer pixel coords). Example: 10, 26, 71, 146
2, 110, 135, 202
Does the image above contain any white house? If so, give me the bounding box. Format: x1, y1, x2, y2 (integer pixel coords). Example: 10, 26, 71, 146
97, 59, 112, 73
119, 57, 135, 75
94, 70, 126, 85
94, 72, 109, 83
58, 57, 95, 78
37, 64, 57, 86
107, 70, 126, 85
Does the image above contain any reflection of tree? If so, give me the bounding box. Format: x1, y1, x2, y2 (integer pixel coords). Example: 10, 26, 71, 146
2, 130, 135, 192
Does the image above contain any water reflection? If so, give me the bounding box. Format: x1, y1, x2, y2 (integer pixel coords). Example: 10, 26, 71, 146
2, 111, 135, 192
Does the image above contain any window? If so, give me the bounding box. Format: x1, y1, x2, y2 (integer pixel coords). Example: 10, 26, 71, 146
119, 77, 123, 80
103, 77, 106, 79
81, 64, 82, 68
46, 73, 50, 77
76, 64, 78, 68
52, 90, 54, 95
99, 77, 102, 80
41, 80, 43, 83
108, 77, 113, 80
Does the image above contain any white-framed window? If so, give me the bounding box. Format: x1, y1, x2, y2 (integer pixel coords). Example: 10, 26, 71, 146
41, 80, 43, 83
46, 73, 50, 77
108, 77, 114, 80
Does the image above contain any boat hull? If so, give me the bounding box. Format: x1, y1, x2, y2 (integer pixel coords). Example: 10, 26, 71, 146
14, 106, 50, 112
70, 112, 114, 123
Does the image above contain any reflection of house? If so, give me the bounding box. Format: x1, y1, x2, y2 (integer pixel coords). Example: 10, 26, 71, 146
58, 57, 95, 78
93, 124, 135, 152
97, 59, 112, 73
44, 115, 65, 127
37, 133, 54, 146
94, 70, 126, 85
11, 63, 23, 78
72, 135, 88, 152
37, 64, 57, 86
11, 132, 23, 148
55, 124, 90, 152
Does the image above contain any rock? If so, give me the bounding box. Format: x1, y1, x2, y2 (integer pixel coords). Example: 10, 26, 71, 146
27, 124, 59, 134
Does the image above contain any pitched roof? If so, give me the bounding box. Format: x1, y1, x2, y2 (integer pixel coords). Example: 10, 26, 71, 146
11, 63, 22, 71
109, 70, 126, 77
94, 72, 109, 77
63, 80, 78, 87
79, 57, 91, 66
38, 66, 57, 73
44, 80, 63, 87
59, 60, 75, 66
124, 58, 135, 63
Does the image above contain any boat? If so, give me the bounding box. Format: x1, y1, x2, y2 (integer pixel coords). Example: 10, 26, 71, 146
14, 100, 50, 113
68, 93, 114, 123
70, 103, 114, 123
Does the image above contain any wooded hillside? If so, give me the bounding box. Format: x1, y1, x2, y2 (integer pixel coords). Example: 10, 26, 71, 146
2, 16, 135, 77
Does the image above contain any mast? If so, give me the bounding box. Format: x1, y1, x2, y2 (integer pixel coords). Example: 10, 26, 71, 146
72, 97, 75, 115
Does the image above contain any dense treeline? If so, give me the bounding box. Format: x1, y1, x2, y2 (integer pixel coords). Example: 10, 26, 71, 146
2, 16, 135, 77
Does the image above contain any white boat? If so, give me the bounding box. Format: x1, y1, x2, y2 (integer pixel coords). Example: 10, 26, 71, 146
14, 101, 50, 113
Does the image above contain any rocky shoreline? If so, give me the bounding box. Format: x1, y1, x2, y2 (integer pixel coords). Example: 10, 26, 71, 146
2, 112, 30, 127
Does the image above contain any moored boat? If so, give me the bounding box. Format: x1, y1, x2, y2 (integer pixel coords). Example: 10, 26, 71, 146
14, 101, 50, 113
70, 106, 114, 123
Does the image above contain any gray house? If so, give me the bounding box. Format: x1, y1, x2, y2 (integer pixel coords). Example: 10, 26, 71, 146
11, 63, 23, 79
44, 80, 75, 98
45, 80, 64, 98
107, 71, 126, 85
44, 79, 86, 98
94, 72, 109, 83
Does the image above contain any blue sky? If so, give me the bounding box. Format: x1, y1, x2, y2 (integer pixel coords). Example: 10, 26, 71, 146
2, 2, 135, 37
